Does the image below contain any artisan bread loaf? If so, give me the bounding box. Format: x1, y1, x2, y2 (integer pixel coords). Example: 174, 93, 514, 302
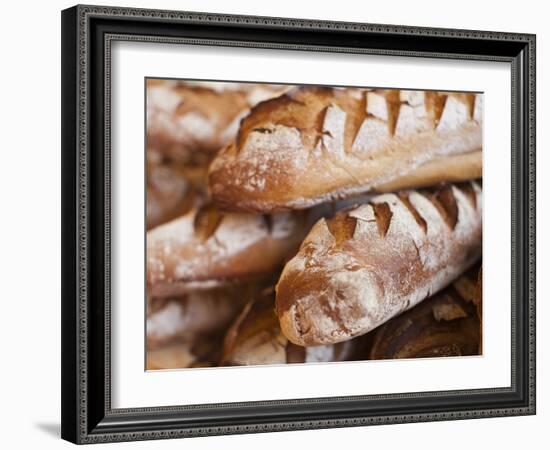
275, 181, 482, 345
146, 287, 251, 349
147, 80, 288, 166
147, 203, 321, 298
222, 288, 358, 366
369, 266, 481, 359
208, 87, 482, 212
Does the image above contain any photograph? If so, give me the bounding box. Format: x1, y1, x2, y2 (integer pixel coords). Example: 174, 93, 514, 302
59, 4, 536, 444
145, 79, 483, 370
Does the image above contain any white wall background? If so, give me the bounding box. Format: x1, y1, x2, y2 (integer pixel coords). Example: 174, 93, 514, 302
0, 0, 545, 448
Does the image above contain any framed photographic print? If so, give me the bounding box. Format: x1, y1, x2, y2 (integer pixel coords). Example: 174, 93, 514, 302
61, 4, 536, 444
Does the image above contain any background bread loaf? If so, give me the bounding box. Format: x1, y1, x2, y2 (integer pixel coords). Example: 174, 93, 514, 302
147, 80, 288, 166
146, 287, 251, 349
222, 288, 361, 366
146, 153, 204, 230
369, 266, 481, 359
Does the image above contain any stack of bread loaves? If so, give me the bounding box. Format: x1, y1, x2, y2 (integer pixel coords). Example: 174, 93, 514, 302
146, 80, 483, 369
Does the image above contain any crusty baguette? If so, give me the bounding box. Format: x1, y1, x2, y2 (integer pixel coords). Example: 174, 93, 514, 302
147, 203, 320, 298
275, 181, 482, 346
146, 287, 250, 349
222, 288, 358, 366
369, 266, 481, 359
147, 80, 288, 166
208, 87, 482, 212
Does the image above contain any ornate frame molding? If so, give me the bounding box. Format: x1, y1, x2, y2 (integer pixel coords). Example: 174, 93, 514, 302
61, 4, 536, 444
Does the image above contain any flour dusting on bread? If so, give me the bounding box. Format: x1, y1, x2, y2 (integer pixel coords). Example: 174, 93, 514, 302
276, 182, 482, 345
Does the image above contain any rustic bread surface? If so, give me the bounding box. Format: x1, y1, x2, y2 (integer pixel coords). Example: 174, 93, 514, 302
276, 181, 482, 345
147, 80, 288, 166
146, 287, 251, 349
146, 203, 319, 297
369, 266, 481, 359
208, 87, 482, 212
222, 288, 358, 366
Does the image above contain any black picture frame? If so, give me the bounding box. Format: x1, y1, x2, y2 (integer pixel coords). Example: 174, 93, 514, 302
61, 4, 536, 444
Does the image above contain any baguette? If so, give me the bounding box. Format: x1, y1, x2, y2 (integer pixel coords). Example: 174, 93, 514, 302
208, 87, 482, 212
222, 288, 358, 366
147, 203, 318, 298
275, 181, 482, 345
369, 266, 481, 359
147, 80, 288, 166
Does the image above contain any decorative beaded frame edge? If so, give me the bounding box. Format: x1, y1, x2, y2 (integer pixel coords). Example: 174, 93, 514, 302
61, 4, 536, 444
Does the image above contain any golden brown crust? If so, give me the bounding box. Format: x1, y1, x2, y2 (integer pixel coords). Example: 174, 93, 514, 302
221, 289, 287, 365
147, 80, 288, 166
275, 182, 482, 346
146, 204, 320, 298
369, 267, 481, 359
208, 87, 482, 212
373, 151, 482, 193
221, 288, 358, 366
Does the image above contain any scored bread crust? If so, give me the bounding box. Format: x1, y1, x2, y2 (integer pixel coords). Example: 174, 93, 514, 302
146, 204, 319, 298
221, 288, 358, 366
208, 87, 482, 212
147, 80, 288, 165
275, 181, 482, 346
